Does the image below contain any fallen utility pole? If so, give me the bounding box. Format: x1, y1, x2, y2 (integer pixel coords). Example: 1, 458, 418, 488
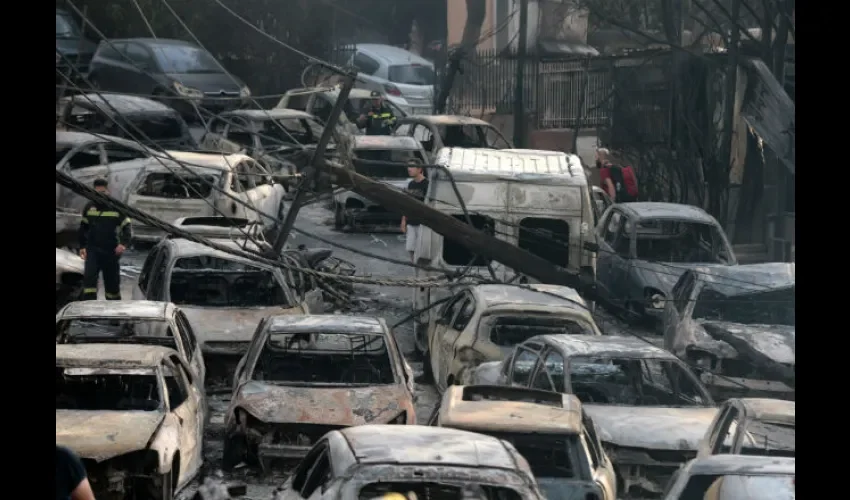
268, 70, 357, 256
328, 160, 596, 297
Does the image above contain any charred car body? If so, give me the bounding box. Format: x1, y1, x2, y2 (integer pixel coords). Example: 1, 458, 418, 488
56, 247, 85, 311
594, 203, 736, 325
697, 398, 794, 458
429, 385, 617, 500
393, 115, 512, 160
56, 344, 205, 500
428, 283, 601, 392
272, 425, 545, 499
132, 238, 323, 385
223, 315, 415, 471
56, 300, 206, 385
334, 135, 427, 230
663, 263, 795, 401
57, 93, 198, 150
277, 86, 407, 136
662, 455, 795, 500
467, 334, 718, 498
124, 151, 285, 243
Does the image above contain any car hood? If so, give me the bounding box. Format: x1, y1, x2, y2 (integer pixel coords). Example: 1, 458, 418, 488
56, 38, 97, 57
586, 405, 717, 451
631, 261, 708, 296
56, 410, 165, 462
691, 320, 796, 364
182, 306, 304, 346
235, 381, 409, 425
166, 73, 244, 93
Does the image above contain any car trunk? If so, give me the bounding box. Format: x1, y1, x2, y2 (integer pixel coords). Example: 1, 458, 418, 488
127, 171, 219, 230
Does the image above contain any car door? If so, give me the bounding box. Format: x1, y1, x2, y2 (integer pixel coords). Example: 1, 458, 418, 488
174, 309, 205, 384
134, 245, 164, 299
607, 213, 634, 307
282, 439, 334, 500
595, 210, 620, 301
121, 42, 159, 94
146, 247, 171, 301
440, 292, 476, 388
162, 356, 201, 485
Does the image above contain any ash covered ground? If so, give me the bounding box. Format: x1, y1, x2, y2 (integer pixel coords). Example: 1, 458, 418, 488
114, 203, 650, 499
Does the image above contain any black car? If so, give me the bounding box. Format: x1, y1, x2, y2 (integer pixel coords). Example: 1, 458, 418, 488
57, 93, 198, 150
87, 38, 250, 120
56, 9, 97, 84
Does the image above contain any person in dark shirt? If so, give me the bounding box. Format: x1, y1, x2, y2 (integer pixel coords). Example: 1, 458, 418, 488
401, 160, 428, 262
356, 91, 398, 135
56, 445, 96, 500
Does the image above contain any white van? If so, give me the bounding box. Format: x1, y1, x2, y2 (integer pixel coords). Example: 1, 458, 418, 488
410, 147, 598, 351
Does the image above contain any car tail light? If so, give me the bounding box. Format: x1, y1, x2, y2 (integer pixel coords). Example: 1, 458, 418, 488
383, 83, 402, 96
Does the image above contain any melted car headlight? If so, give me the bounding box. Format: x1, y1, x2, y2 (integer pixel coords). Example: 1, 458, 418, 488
387, 411, 407, 424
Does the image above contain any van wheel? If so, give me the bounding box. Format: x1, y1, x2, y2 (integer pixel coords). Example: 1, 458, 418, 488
334, 204, 344, 230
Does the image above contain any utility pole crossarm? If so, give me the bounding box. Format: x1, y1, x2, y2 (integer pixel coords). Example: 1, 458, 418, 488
328, 161, 594, 295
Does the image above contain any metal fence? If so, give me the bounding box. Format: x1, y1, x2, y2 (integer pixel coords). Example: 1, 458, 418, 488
449, 50, 614, 129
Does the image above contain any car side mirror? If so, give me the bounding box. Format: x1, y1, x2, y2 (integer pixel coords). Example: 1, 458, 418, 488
583, 241, 600, 253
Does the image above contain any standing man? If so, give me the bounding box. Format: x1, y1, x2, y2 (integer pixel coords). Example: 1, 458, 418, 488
401, 160, 428, 262
357, 90, 398, 135
596, 148, 614, 198
78, 178, 132, 301
56, 445, 96, 500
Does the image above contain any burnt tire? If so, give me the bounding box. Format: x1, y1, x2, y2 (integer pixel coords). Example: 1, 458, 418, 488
222, 434, 247, 472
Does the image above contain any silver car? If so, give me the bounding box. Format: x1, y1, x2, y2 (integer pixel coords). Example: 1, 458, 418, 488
346, 44, 436, 115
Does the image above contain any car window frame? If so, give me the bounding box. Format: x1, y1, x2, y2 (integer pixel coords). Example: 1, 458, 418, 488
138, 246, 163, 293
510, 346, 542, 387
451, 293, 476, 331
352, 52, 380, 75
173, 310, 197, 361
123, 42, 156, 69
162, 358, 189, 409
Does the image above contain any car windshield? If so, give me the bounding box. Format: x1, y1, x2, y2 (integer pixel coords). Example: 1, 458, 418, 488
438, 125, 510, 149
388, 64, 436, 85
57, 318, 178, 349
56, 13, 81, 38
482, 431, 585, 480
486, 314, 596, 347
150, 43, 223, 74
567, 356, 710, 406
56, 366, 161, 411
253, 332, 395, 385
740, 420, 796, 456
135, 171, 219, 199
354, 149, 424, 178
679, 474, 794, 500
359, 482, 523, 500
632, 219, 729, 263
692, 285, 795, 326
259, 118, 325, 147
170, 256, 290, 307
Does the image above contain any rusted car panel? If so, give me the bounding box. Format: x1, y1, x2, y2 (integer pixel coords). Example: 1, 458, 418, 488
427, 283, 601, 393
273, 425, 544, 500
594, 203, 737, 325
663, 264, 795, 400
223, 315, 415, 470
663, 455, 795, 500
466, 334, 718, 499
56, 344, 205, 499
697, 398, 795, 458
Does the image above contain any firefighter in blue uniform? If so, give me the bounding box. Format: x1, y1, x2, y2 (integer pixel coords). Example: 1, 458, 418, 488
78, 178, 132, 300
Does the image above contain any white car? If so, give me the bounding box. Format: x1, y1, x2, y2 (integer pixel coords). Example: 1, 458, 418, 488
56, 344, 205, 500
125, 151, 285, 243
346, 44, 435, 115
662, 455, 794, 500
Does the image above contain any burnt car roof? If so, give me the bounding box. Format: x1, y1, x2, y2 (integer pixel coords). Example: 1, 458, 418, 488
222, 109, 314, 121
341, 425, 518, 469
266, 314, 385, 334
731, 398, 795, 422
56, 343, 177, 367
353, 135, 421, 150
397, 115, 492, 126
58, 300, 171, 320
62, 93, 176, 115
618, 202, 717, 224
162, 238, 272, 268
695, 263, 795, 293
441, 385, 583, 434
543, 334, 676, 359
473, 284, 587, 310
56, 130, 143, 150
686, 455, 795, 476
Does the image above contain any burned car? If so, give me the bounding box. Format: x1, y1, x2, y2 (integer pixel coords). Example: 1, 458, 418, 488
272, 424, 545, 499
430, 385, 616, 500
56, 247, 85, 312
334, 135, 427, 231
277, 86, 407, 136
663, 263, 795, 401
697, 398, 794, 458
594, 203, 736, 325
57, 93, 198, 150
427, 284, 602, 393
56, 300, 206, 385
662, 455, 795, 500
56, 344, 205, 500
394, 115, 512, 161
132, 238, 323, 386
223, 315, 416, 471
591, 186, 612, 225
124, 151, 285, 243
200, 109, 337, 183
467, 334, 718, 498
